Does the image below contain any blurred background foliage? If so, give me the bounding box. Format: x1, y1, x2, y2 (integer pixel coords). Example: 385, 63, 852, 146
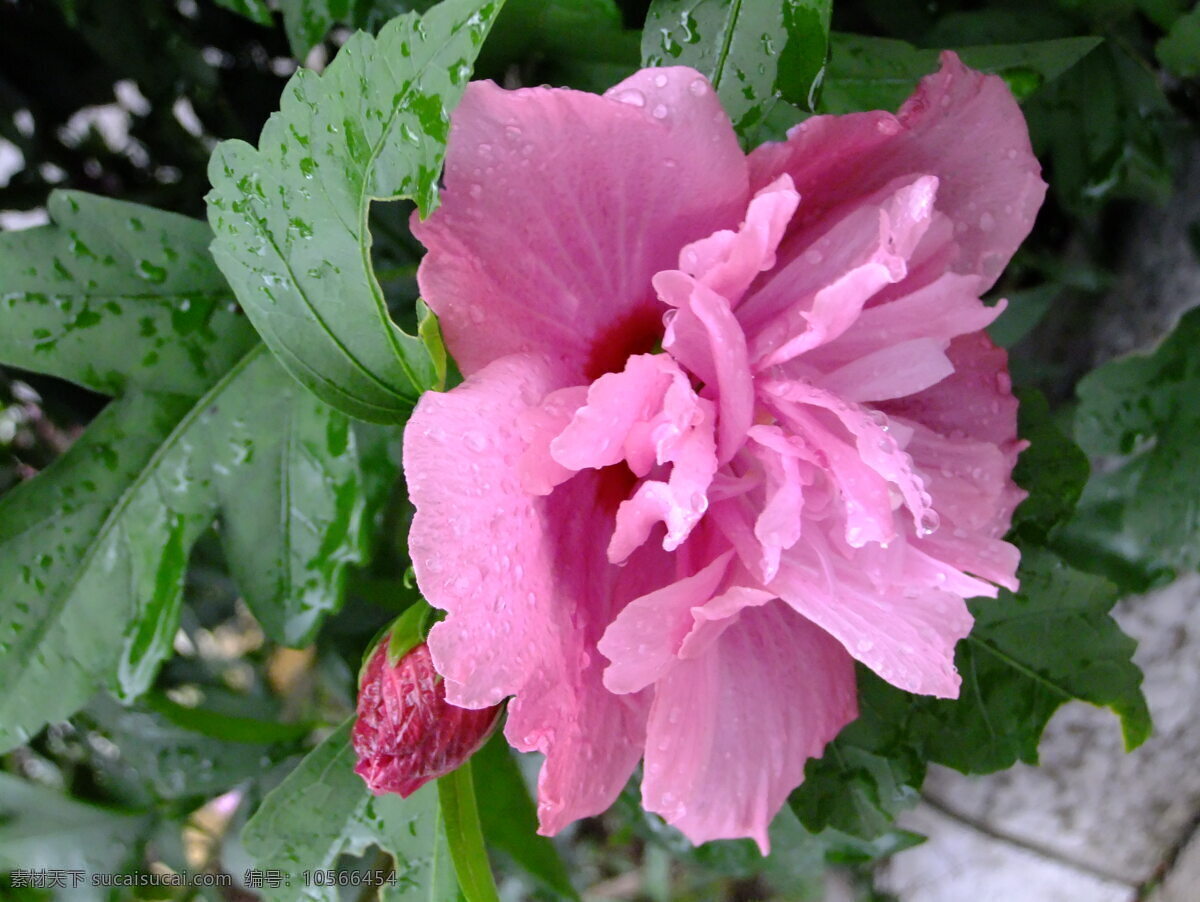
0, 0, 1198, 899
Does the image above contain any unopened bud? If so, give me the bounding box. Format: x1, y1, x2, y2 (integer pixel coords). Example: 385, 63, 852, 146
352, 609, 501, 797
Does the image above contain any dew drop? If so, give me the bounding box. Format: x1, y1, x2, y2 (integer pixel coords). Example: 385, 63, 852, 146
979, 212, 995, 232
614, 89, 645, 108
654, 73, 668, 88
468, 183, 483, 199
688, 78, 707, 96
803, 247, 824, 264
651, 104, 668, 120
504, 125, 522, 141
917, 509, 941, 536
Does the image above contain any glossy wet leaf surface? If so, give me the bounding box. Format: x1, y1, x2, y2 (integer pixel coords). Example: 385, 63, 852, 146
242, 719, 458, 902
642, 0, 832, 139
0, 192, 257, 397
207, 0, 505, 423
0, 192, 366, 751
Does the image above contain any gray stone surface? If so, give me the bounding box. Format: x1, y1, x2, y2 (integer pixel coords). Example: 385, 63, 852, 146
1151, 825, 1200, 902
878, 802, 1135, 902
875, 565, 1200, 900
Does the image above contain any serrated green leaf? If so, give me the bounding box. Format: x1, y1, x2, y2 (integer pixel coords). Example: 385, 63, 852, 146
206, 0, 505, 424
915, 548, 1151, 772
1074, 306, 1200, 572
0, 191, 257, 398
0, 194, 366, 749
1010, 388, 1089, 542
243, 719, 458, 902
0, 773, 150, 876
642, 0, 832, 138
789, 671, 925, 839
473, 735, 578, 900
820, 33, 1103, 113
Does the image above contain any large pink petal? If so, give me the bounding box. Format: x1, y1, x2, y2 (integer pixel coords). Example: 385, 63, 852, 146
414, 69, 748, 380
407, 354, 567, 708
405, 355, 669, 831
748, 52, 1045, 292
640, 603, 857, 852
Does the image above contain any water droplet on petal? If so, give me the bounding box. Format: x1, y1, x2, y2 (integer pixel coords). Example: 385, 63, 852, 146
979, 212, 995, 232
614, 89, 645, 108
917, 509, 941, 536
654, 73, 668, 88
651, 104, 668, 120
688, 78, 707, 96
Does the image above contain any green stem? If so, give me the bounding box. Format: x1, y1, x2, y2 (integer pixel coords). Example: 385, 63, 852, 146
437, 760, 500, 902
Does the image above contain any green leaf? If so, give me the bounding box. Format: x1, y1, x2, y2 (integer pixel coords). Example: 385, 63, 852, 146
212, 0, 274, 27
789, 671, 925, 839
0, 191, 257, 398
915, 548, 1151, 772
280, 0, 353, 57
207, 0, 505, 424
473, 735, 578, 900
0, 194, 365, 750
243, 719, 458, 902
642, 0, 833, 138
1023, 42, 1174, 212
212, 0, 355, 57
1157, 5, 1200, 77
1074, 306, 1200, 572
819, 33, 1103, 114
1010, 388, 1089, 542
76, 695, 303, 804
0, 773, 150, 875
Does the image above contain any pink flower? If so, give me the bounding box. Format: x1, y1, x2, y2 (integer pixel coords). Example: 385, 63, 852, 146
353, 638, 501, 797
403, 53, 1043, 851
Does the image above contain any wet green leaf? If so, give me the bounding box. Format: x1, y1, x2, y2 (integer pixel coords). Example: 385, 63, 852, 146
642, 0, 832, 139
207, 0, 505, 423
1010, 388, 1090, 542
0, 193, 366, 750
243, 719, 458, 902
820, 33, 1102, 113
914, 548, 1151, 771
1074, 306, 1200, 572
789, 671, 925, 839
0, 192, 257, 398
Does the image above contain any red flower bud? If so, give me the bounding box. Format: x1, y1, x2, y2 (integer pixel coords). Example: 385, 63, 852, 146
352, 637, 501, 797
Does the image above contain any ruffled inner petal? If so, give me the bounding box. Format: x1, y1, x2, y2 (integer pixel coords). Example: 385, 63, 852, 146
742, 176, 939, 368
